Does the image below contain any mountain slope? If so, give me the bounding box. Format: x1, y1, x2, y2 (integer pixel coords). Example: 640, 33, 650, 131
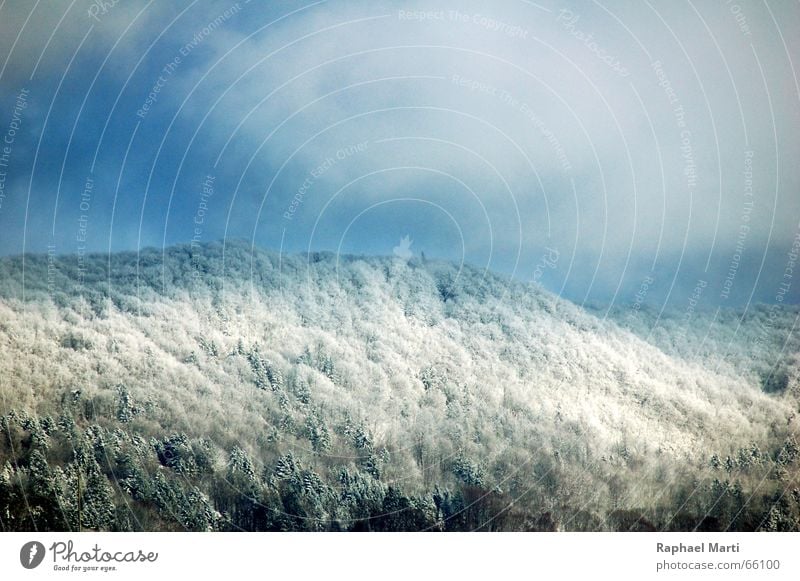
0, 241, 798, 531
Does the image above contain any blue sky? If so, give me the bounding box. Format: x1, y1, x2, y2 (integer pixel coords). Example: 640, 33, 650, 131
0, 0, 798, 307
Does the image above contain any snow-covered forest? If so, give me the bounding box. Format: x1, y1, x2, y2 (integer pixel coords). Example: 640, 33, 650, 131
0, 241, 798, 531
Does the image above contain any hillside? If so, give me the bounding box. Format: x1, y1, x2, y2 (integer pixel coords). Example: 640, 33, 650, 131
1, 241, 798, 531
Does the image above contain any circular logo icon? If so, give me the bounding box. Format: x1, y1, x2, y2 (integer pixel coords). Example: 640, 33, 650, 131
20, 541, 46, 569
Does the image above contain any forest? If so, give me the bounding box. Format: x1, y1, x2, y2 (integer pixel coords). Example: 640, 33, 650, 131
0, 240, 798, 531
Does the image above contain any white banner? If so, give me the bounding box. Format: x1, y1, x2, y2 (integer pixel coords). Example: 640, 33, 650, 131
1, 532, 799, 580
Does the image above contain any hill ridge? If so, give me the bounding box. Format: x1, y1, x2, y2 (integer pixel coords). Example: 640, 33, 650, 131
0, 241, 798, 531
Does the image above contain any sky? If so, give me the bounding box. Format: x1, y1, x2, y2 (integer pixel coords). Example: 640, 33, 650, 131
0, 0, 798, 308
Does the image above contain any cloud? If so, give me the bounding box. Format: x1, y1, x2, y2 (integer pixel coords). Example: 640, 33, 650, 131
0, 0, 798, 306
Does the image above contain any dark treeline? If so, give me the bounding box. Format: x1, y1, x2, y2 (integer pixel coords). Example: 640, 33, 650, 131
2, 406, 798, 531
